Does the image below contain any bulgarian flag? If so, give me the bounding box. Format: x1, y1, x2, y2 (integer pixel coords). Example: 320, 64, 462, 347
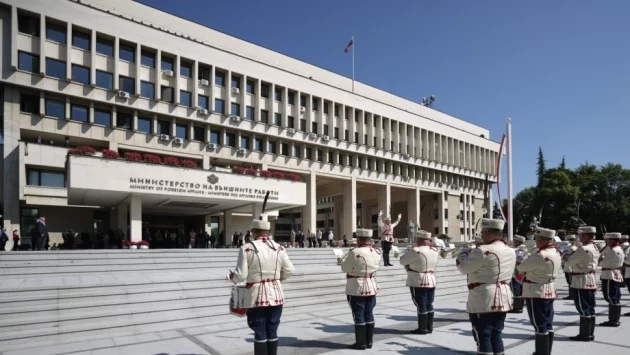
344, 37, 354, 53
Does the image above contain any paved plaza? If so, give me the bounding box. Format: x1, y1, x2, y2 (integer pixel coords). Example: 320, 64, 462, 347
3, 283, 629, 355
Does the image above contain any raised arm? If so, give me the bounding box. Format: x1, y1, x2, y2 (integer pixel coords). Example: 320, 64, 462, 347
400, 248, 420, 266
517, 253, 541, 273
341, 251, 357, 273
456, 248, 484, 275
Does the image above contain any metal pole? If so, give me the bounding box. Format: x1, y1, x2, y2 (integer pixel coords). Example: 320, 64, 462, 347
506, 118, 514, 242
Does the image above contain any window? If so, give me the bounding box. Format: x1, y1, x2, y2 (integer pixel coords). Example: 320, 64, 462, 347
45, 99, 65, 119
311, 122, 318, 133
274, 88, 282, 101
119, 76, 135, 95
324, 103, 329, 115
345, 130, 349, 141
293, 146, 301, 158
215, 99, 225, 114
198, 66, 210, 80
46, 58, 66, 79
94, 108, 111, 126
137, 116, 152, 133
226, 133, 236, 147
231, 103, 240, 116
70, 104, 88, 123
261, 110, 269, 124
20, 93, 39, 114
180, 90, 192, 107
215, 71, 225, 86
210, 130, 220, 144
280, 143, 288, 156
329, 151, 334, 163
175, 124, 187, 139
254, 138, 263, 151
339, 153, 344, 165
198, 95, 209, 110
18, 51, 40, 73
444, 209, 449, 219
374, 137, 377, 146
72, 31, 90, 51
96, 37, 114, 56
95, 70, 113, 90
241, 136, 250, 150
288, 116, 295, 129
140, 81, 155, 100
161, 86, 174, 103
157, 120, 170, 135
27, 169, 65, 188
305, 148, 312, 160
334, 127, 339, 139
268, 141, 277, 154
231, 75, 240, 89
323, 125, 329, 136
161, 57, 174, 72
434, 209, 438, 220
273, 113, 281, 126
354, 112, 359, 122
71, 64, 89, 85
18, 13, 40, 36
193, 126, 205, 141
299, 119, 306, 131
317, 149, 323, 162
141, 51, 155, 68
117, 112, 132, 129
444, 191, 448, 201
261, 84, 269, 98
312, 98, 319, 111
300, 95, 306, 107
246, 106, 255, 121
364, 134, 368, 145
246, 80, 255, 94
180, 62, 192, 78
119, 44, 135, 62
46, 23, 66, 44
288, 91, 295, 105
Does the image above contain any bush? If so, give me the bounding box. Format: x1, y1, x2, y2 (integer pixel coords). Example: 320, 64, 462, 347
272, 171, 285, 179
286, 173, 302, 181
138, 240, 149, 246
124, 152, 143, 162
68, 145, 96, 156
102, 149, 119, 159
181, 159, 198, 168
163, 156, 180, 166
245, 167, 257, 176
260, 170, 273, 178
143, 153, 162, 164
233, 166, 246, 174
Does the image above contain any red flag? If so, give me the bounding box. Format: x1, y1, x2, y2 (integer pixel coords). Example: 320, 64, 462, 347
344, 37, 354, 53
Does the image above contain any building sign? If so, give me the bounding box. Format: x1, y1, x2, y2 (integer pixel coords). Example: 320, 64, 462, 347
128, 177, 279, 201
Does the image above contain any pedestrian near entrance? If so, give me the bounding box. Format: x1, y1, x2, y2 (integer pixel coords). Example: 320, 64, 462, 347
377, 210, 401, 266
290, 230, 296, 248
12, 230, 20, 251
328, 229, 334, 247
598, 233, 625, 327
0, 228, 8, 251
317, 229, 323, 247
34, 217, 49, 251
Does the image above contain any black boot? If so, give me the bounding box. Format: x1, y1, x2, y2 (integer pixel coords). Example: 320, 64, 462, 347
267, 339, 278, 355
366, 323, 374, 349
599, 305, 621, 327
569, 317, 591, 341
624, 311, 630, 317
349, 324, 367, 350
410, 313, 429, 335
510, 297, 523, 313
534, 332, 550, 355
548, 331, 554, 353
427, 312, 434, 334
254, 341, 268, 355
589, 316, 595, 340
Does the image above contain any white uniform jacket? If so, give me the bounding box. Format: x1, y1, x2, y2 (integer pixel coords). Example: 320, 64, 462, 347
400, 245, 439, 288
562, 244, 578, 273
599, 245, 624, 282
565, 241, 600, 290
518, 246, 562, 299
231, 239, 295, 308
378, 217, 401, 243
342, 245, 382, 296
624, 244, 630, 279
456, 240, 516, 314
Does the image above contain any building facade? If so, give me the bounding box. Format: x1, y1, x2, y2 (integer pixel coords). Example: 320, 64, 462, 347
0, 0, 500, 249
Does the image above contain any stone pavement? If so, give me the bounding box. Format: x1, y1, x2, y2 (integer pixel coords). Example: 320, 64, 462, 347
4, 284, 630, 355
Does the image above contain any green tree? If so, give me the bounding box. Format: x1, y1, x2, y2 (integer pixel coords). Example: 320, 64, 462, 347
536, 147, 546, 189
492, 201, 503, 220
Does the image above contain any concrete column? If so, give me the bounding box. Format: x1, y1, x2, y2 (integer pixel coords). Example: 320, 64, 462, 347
132, 110, 138, 131
408, 187, 420, 230
155, 49, 162, 100
135, 44, 141, 95
224, 212, 233, 246
129, 195, 142, 242
204, 215, 213, 235
66, 23, 72, 81
10, 6, 17, 70
64, 97, 71, 120
174, 55, 181, 105
2, 88, 21, 246
463, 194, 468, 240
88, 102, 94, 124
152, 114, 158, 135
113, 37, 119, 91
302, 171, 317, 233
342, 177, 357, 236
282, 86, 289, 126
116, 203, 128, 235
210, 65, 216, 111
39, 15, 45, 75
377, 182, 391, 216
111, 106, 118, 127
202, 155, 210, 170
193, 60, 199, 107
90, 29, 97, 87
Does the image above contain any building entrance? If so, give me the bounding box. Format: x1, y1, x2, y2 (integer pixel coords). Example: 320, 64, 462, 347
141, 214, 210, 249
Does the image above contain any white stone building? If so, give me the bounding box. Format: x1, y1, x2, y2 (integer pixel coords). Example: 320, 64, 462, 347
0, 0, 500, 248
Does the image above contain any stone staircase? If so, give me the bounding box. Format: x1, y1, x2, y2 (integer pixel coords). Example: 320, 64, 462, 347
0, 248, 469, 352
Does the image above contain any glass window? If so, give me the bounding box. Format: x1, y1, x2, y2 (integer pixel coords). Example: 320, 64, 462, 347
215, 71, 225, 86
312, 122, 317, 133
288, 116, 295, 128
175, 124, 187, 139
140, 81, 155, 100
95, 70, 113, 90
210, 130, 220, 144
293, 146, 301, 158
46, 58, 66, 79
117, 112, 132, 129
241, 136, 250, 150
71, 64, 89, 85
312, 98, 319, 111
231, 103, 240, 116
141, 51, 155, 68
274, 88, 282, 101
27, 170, 65, 188
20, 93, 39, 114
288, 91, 295, 105
193, 126, 205, 141
157, 120, 170, 135
72, 31, 90, 50
268, 141, 277, 154
94, 108, 111, 126
261, 84, 269, 98
226, 133, 236, 147
274, 113, 281, 126
198, 66, 210, 81
261, 110, 269, 124
180, 62, 192, 78
70, 104, 88, 123
280, 143, 288, 156
246, 106, 254, 121
305, 148, 312, 160
46, 23, 66, 44
137, 116, 152, 133
96, 37, 113, 56
300, 119, 306, 131
323, 124, 329, 136
254, 138, 263, 151
324, 103, 329, 115
119, 44, 135, 62
45, 99, 65, 119
180, 90, 192, 107
18, 51, 40, 73
119, 76, 135, 95
18, 14, 40, 36
317, 149, 323, 162
335, 105, 340, 117
161, 57, 174, 72
215, 99, 225, 114
231, 75, 240, 89
198, 95, 209, 110
246, 80, 255, 94
300, 95, 306, 107
161, 86, 174, 103
334, 127, 339, 139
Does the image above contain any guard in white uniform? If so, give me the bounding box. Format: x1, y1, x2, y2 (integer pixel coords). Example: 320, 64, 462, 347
457, 218, 516, 355
230, 219, 295, 355
561, 235, 578, 300
598, 233, 625, 327
377, 210, 401, 267
564, 226, 600, 342
621, 235, 629, 282
510, 235, 527, 313
518, 227, 561, 355
342, 228, 382, 350
400, 229, 439, 335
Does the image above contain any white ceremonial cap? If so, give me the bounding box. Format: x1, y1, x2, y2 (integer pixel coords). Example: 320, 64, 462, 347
534, 228, 556, 239
382, 215, 391, 221
578, 226, 596, 234
604, 232, 622, 240
621, 235, 629, 240
251, 219, 271, 231
356, 229, 373, 238
416, 230, 431, 240
565, 234, 577, 241
480, 218, 505, 231
514, 235, 526, 242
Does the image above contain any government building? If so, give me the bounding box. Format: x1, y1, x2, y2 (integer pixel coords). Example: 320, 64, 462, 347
0, 0, 500, 249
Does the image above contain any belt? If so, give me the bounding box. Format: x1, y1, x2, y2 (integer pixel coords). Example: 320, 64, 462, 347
347, 273, 375, 279
523, 279, 554, 284
602, 268, 621, 271
571, 271, 595, 275
245, 279, 278, 288
406, 267, 434, 274
467, 280, 509, 290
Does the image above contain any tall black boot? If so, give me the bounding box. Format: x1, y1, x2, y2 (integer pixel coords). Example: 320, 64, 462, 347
254, 341, 268, 355
427, 312, 434, 334
410, 313, 429, 335
548, 331, 554, 353
510, 297, 523, 313
569, 317, 591, 341
366, 323, 374, 349
590, 316, 595, 340
348, 324, 367, 350
267, 339, 278, 355
534, 332, 550, 355
599, 305, 621, 327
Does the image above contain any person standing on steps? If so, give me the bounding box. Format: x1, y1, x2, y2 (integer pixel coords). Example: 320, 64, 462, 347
564, 226, 599, 342
229, 219, 295, 355
400, 229, 438, 335
598, 232, 625, 328
561, 235, 578, 300
341, 229, 381, 350
517, 227, 562, 355
377, 210, 401, 267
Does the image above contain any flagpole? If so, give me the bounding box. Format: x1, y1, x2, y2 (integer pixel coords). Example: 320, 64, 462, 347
506, 117, 514, 242
352, 36, 355, 93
